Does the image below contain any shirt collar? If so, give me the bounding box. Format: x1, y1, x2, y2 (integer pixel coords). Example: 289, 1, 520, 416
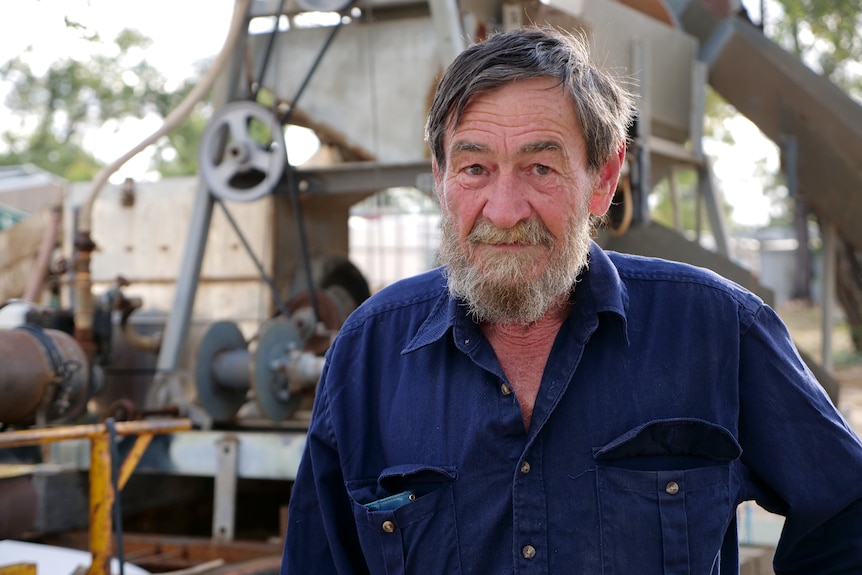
401, 241, 629, 355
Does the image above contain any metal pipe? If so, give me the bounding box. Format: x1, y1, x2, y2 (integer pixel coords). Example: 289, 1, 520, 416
0, 327, 89, 424
72, 232, 97, 363
212, 349, 253, 390
0, 418, 192, 449
88, 430, 113, 575
23, 206, 62, 303
0, 419, 191, 575
154, 2, 253, 381
77, 0, 253, 236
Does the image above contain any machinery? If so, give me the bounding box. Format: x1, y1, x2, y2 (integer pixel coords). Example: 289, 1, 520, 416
2, 0, 862, 570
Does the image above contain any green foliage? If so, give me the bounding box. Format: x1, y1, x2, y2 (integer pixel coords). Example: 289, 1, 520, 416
768, 0, 862, 98
0, 131, 102, 182
703, 86, 738, 145
649, 168, 699, 231
0, 27, 209, 181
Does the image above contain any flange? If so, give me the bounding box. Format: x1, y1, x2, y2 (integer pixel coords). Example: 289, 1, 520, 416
199, 101, 286, 202
195, 320, 249, 423
252, 317, 304, 421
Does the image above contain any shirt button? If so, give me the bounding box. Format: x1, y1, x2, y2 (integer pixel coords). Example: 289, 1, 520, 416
501, 383, 512, 396
665, 481, 680, 495
382, 520, 396, 533
520, 461, 531, 474
522, 545, 536, 559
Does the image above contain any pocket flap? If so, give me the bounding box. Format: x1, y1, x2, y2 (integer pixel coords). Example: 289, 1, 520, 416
594, 418, 741, 462
378, 464, 457, 494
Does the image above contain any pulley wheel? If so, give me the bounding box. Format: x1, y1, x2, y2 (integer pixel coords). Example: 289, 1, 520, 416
252, 317, 303, 421
195, 320, 248, 423
199, 101, 286, 202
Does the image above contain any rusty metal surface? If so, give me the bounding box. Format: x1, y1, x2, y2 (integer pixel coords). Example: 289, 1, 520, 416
0, 329, 56, 423
0, 563, 37, 575
210, 555, 282, 575
0, 475, 37, 539
0, 326, 89, 424
88, 432, 113, 575
0, 418, 193, 575
51, 531, 284, 573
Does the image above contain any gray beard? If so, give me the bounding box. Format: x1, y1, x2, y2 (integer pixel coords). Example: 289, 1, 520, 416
438, 209, 593, 325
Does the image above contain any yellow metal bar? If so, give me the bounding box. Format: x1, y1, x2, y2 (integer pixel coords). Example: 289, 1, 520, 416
0, 418, 191, 449
87, 432, 114, 575
0, 419, 191, 575
118, 434, 153, 490
0, 564, 36, 575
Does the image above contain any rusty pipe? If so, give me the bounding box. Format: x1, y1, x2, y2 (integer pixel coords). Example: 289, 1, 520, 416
72, 231, 97, 363
0, 474, 37, 539
22, 206, 62, 303
119, 296, 162, 353
0, 327, 89, 424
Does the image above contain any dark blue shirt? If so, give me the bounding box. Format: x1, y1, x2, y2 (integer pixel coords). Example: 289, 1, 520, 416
283, 243, 862, 574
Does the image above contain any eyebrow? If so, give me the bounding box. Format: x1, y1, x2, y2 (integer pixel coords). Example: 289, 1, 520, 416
451, 141, 488, 155
520, 141, 562, 155
450, 140, 564, 157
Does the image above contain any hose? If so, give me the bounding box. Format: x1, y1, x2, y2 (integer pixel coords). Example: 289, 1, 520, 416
77, 0, 252, 236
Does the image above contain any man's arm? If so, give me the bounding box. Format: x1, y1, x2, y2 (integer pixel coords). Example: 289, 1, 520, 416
774, 496, 862, 574
281, 376, 368, 575
738, 305, 862, 573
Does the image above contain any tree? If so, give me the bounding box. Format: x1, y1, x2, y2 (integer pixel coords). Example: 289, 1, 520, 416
765, 0, 862, 351
0, 23, 208, 181
768, 0, 862, 99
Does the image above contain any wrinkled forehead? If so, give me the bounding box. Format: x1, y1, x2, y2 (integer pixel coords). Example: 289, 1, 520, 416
442, 76, 581, 138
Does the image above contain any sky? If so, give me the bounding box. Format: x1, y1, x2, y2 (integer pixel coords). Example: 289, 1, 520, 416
0, 0, 236, 82
0, 0, 238, 179
0, 0, 776, 227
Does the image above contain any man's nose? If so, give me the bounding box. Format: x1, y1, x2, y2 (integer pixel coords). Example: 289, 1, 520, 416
481, 171, 532, 229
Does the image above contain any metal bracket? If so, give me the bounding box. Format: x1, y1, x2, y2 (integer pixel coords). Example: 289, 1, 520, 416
213, 434, 239, 542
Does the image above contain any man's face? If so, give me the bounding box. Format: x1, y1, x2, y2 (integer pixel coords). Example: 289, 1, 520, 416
434, 77, 621, 324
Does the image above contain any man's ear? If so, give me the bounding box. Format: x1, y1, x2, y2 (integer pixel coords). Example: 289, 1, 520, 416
589, 144, 625, 216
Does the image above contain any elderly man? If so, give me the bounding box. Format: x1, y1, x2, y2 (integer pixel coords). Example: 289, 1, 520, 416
282, 26, 862, 574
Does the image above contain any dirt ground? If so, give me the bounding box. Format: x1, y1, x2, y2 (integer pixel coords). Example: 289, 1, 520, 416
777, 301, 862, 437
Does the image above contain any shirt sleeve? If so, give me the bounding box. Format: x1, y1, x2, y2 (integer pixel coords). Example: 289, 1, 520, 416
737, 304, 862, 572
281, 361, 369, 575
773, 495, 862, 574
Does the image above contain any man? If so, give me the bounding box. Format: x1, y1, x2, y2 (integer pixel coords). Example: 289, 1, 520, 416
283, 27, 862, 574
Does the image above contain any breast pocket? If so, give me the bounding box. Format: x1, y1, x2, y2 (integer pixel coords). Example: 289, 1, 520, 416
346, 464, 461, 575
593, 418, 741, 575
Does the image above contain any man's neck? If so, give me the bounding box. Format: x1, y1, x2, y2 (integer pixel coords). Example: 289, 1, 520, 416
480, 298, 571, 430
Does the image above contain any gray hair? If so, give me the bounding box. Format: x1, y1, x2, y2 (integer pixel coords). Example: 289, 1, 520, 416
425, 26, 636, 173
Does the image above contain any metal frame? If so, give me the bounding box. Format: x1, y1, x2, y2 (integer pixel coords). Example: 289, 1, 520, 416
0, 419, 192, 575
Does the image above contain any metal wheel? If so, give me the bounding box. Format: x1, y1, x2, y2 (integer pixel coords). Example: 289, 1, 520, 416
252, 317, 304, 421
199, 101, 286, 202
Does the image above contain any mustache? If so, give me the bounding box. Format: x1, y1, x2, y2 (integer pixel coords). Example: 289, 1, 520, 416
467, 219, 554, 246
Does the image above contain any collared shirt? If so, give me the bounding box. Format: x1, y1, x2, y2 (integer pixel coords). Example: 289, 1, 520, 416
282, 242, 862, 574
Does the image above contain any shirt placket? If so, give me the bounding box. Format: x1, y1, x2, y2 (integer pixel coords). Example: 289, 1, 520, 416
513, 434, 548, 574
514, 315, 595, 574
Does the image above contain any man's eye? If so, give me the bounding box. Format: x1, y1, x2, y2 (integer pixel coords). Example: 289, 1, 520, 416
532, 164, 552, 176
465, 164, 485, 176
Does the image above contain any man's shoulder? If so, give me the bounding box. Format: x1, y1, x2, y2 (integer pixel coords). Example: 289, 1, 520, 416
341, 267, 449, 331
604, 250, 763, 307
